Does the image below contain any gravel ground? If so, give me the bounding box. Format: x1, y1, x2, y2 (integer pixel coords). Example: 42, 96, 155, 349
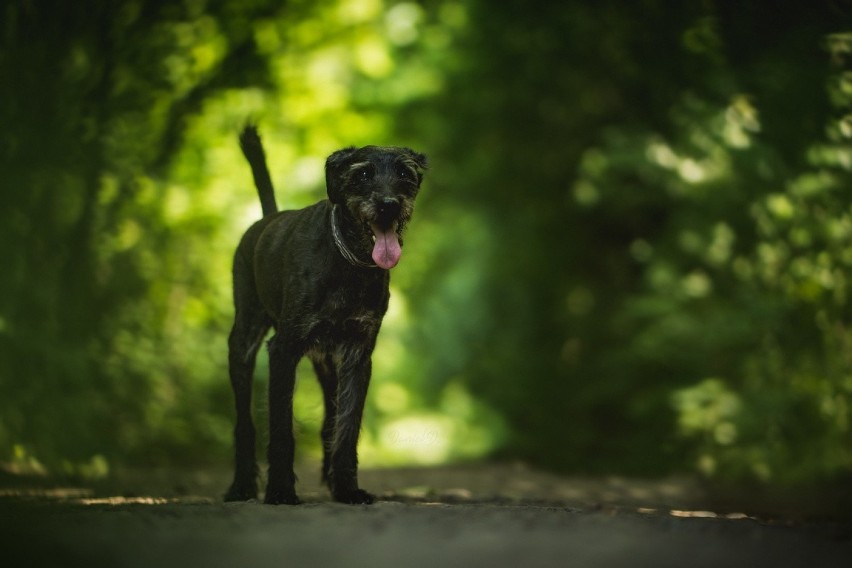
2, 464, 850, 568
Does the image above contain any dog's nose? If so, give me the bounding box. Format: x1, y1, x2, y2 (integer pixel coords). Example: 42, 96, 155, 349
377, 197, 401, 218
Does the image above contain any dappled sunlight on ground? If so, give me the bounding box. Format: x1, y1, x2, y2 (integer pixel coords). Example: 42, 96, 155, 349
0, 462, 833, 523
4, 463, 851, 568
2, 466, 850, 568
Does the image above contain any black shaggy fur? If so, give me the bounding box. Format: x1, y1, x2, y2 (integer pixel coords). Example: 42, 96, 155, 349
224, 126, 426, 505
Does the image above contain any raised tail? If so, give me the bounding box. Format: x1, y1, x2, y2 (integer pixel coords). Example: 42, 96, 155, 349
239, 125, 278, 217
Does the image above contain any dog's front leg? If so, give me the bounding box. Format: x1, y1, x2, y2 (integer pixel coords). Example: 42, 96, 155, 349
264, 332, 302, 505
309, 352, 338, 485
328, 341, 375, 504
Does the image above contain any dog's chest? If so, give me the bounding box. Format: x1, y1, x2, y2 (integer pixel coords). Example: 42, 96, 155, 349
301, 274, 389, 342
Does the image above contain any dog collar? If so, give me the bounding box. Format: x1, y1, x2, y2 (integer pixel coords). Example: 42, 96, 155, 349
331, 205, 378, 269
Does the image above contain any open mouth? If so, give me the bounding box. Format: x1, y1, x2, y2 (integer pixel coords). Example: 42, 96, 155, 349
368, 220, 401, 270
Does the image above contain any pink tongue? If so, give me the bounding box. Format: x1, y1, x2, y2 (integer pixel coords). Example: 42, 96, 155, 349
371, 225, 402, 269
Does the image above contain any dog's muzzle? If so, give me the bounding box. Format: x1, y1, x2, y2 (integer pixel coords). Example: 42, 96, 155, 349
376, 197, 401, 224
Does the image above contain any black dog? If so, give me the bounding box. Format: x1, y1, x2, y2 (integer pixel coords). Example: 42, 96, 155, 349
224, 126, 427, 505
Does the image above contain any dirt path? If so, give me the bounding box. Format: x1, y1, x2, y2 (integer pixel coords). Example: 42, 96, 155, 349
2, 464, 850, 567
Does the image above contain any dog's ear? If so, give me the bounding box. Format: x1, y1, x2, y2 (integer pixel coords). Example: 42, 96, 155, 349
325, 147, 357, 204
403, 149, 428, 170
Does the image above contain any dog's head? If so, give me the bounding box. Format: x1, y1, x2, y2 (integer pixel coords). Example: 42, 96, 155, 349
326, 145, 427, 269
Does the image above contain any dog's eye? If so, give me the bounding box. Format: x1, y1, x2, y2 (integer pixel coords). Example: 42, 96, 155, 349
396, 165, 414, 180
358, 168, 372, 182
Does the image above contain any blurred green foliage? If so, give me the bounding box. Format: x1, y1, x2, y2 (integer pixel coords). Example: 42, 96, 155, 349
1, 0, 851, 485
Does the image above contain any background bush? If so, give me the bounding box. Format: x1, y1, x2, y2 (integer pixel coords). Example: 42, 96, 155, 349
1, 0, 850, 485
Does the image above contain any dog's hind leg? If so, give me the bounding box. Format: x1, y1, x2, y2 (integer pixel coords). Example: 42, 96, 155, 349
225, 255, 271, 502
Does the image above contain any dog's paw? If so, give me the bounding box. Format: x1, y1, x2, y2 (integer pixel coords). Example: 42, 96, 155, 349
263, 489, 302, 505
224, 482, 258, 502
333, 488, 375, 505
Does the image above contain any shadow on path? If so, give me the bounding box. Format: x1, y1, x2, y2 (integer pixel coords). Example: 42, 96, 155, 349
2, 464, 850, 568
